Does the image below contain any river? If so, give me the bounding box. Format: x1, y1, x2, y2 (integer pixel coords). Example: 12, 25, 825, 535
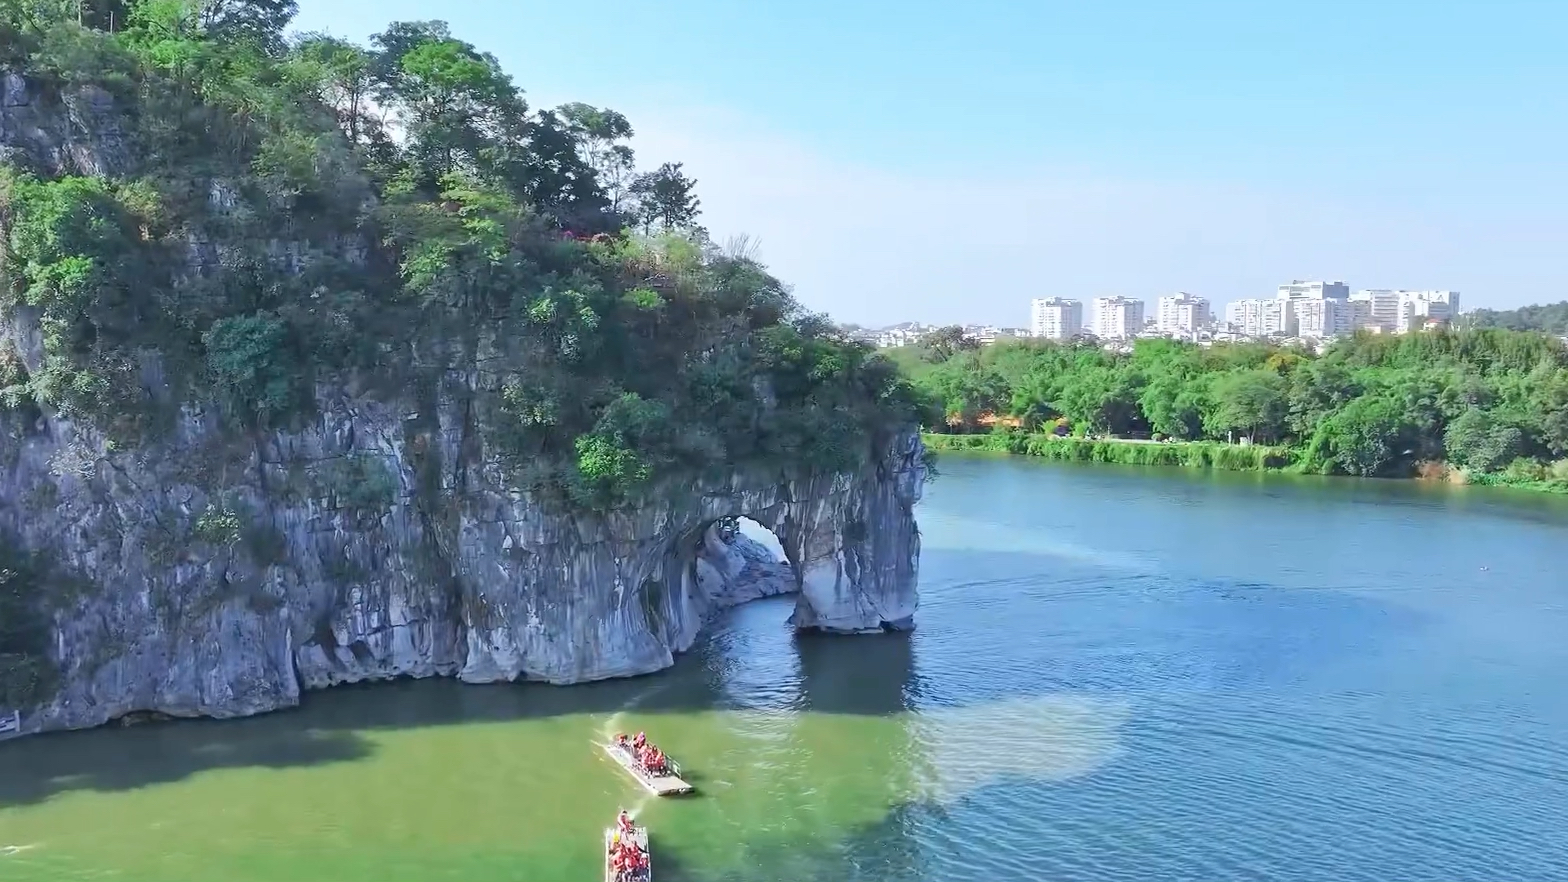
4, 455, 1568, 881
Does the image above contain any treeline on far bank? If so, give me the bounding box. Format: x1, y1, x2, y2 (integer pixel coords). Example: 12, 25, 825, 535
888, 327, 1568, 492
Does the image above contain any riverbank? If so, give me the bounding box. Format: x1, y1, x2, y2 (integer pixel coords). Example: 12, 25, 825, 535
893, 330, 1568, 492
922, 432, 1568, 493
923, 432, 1296, 471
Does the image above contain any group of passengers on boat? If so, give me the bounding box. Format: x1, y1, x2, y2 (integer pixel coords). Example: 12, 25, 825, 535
609, 811, 650, 882
614, 731, 672, 777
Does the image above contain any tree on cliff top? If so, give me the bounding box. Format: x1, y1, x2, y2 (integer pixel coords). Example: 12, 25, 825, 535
629, 162, 701, 236
0, 3, 927, 508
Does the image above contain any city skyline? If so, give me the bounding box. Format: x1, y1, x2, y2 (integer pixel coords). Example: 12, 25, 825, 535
885, 281, 1467, 333
856, 280, 1464, 348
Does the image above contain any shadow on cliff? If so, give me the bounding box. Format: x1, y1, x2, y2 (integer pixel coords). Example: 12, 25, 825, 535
0, 718, 371, 807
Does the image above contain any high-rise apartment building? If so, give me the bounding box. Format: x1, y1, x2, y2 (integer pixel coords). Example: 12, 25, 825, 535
1350, 289, 1403, 331
1223, 300, 1253, 335
1092, 296, 1145, 340
1396, 291, 1459, 332
1347, 290, 1460, 333
1225, 298, 1294, 337
1278, 280, 1350, 301
1294, 297, 1355, 338
1030, 298, 1083, 340
1158, 293, 1210, 336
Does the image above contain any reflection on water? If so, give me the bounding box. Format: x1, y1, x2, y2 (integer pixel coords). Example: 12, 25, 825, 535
795, 629, 919, 716
5, 457, 1568, 882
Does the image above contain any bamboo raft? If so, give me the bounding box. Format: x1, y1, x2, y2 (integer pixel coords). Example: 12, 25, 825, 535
601, 742, 694, 796
604, 824, 652, 882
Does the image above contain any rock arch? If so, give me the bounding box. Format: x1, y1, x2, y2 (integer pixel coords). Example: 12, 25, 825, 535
450, 430, 929, 686
3, 365, 927, 734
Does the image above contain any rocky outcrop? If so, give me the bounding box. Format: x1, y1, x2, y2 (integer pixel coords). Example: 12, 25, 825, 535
0, 69, 928, 740
0, 319, 926, 736
0, 72, 129, 176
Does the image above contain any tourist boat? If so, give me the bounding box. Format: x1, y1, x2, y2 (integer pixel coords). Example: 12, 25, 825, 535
604, 819, 652, 882
601, 739, 694, 796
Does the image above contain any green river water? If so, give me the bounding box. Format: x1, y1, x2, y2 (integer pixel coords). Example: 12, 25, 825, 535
4, 455, 1568, 882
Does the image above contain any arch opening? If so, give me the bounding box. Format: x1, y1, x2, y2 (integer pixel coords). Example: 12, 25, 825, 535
688, 514, 797, 611
733, 516, 786, 566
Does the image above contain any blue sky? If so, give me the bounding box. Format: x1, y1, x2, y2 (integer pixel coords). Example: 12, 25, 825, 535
293, 0, 1568, 326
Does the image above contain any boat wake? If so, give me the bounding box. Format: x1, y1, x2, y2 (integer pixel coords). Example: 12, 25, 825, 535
2, 845, 39, 857
600, 678, 674, 743
612, 789, 655, 822
601, 712, 627, 743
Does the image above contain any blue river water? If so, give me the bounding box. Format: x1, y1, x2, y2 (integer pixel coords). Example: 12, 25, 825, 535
852, 454, 1568, 882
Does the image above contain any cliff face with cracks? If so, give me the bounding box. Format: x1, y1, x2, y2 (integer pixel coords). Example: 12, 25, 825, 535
0, 309, 926, 737
0, 69, 928, 739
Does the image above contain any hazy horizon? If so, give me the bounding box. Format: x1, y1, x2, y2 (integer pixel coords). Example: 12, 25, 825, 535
293, 1, 1568, 328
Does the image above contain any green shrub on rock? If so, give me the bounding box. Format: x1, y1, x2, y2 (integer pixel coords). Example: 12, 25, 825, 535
0, 3, 925, 511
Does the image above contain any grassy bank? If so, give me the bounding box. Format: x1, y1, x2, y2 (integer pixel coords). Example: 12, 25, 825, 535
924, 432, 1568, 494
1462, 459, 1568, 494
923, 432, 1297, 471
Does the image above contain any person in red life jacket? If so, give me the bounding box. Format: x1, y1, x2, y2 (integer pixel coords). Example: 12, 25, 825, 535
617, 810, 633, 832
633, 731, 647, 749
615, 733, 629, 749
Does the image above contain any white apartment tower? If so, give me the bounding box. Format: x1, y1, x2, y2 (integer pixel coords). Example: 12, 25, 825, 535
1030, 298, 1083, 340
1092, 296, 1145, 340
1223, 300, 1257, 336
1278, 280, 1350, 301
1295, 297, 1355, 339
1225, 298, 1293, 337
1349, 290, 1461, 333
1397, 290, 1459, 332
1350, 289, 1402, 332
1158, 293, 1210, 336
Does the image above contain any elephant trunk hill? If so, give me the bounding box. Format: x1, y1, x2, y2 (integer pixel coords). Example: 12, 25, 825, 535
0, 9, 929, 738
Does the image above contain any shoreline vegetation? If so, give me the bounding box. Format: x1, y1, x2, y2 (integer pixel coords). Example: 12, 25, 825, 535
923, 432, 1296, 471
894, 326, 1568, 495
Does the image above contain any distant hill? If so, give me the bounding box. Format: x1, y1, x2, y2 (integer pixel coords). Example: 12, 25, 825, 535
1463, 302, 1568, 334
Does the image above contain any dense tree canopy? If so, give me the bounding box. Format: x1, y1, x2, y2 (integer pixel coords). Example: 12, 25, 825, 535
896, 329, 1568, 488
0, 1, 926, 508
1463, 300, 1568, 335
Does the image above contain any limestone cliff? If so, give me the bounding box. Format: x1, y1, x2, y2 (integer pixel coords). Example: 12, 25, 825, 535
0, 318, 925, 737
0, 59, 929, 739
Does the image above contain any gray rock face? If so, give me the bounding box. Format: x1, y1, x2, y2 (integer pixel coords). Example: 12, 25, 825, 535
0, 70, 927, 740
0, 342, 926, 736
0, 72, 129, 176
